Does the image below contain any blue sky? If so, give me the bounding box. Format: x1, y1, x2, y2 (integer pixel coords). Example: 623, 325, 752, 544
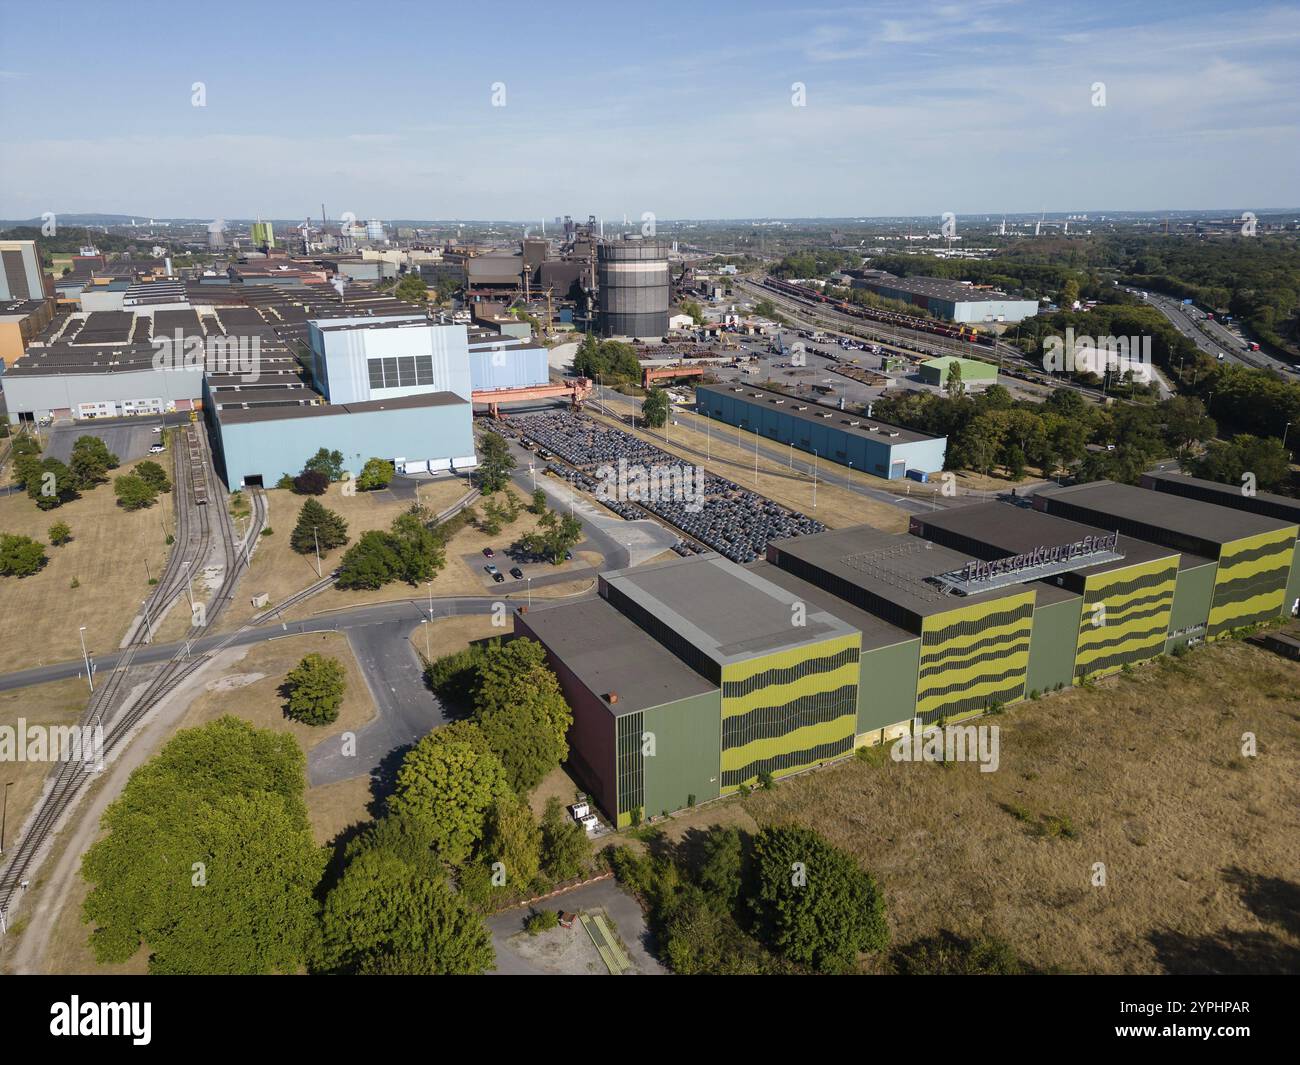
1, 0, 1297, 220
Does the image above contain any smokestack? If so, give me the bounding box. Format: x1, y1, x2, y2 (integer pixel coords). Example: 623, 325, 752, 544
605, 692, 619, 705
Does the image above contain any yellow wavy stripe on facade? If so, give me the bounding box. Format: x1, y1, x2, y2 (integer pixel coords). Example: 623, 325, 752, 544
721, 662, 860, 716
719, 717, 855, 772
721, 634, 861, 685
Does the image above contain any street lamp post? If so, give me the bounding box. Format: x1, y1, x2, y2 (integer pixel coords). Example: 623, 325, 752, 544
1, 780, 13, 856
527, 577, 532, 609
812, 449, 818, 509
427, 581, 434, 622
313, 526, 322, 578
78, 625, 93, 694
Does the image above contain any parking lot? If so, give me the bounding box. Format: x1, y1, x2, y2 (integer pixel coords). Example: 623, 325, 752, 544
513, 410, 825, 564
44, 417, 165, 466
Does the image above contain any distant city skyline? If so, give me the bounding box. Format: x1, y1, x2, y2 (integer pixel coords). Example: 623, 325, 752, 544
1, 0, 1297, 220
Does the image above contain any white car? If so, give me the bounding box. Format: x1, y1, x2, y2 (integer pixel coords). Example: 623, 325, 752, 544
148, 444, 165, 454
151, 426, 162, 434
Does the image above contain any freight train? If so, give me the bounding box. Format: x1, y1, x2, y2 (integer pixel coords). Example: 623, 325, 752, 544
760, 277, 996, 347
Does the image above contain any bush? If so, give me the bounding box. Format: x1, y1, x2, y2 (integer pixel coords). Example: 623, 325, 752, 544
48, 521, 72, 546
356, 457, 395, 491
893, 931, 1044, 975
0, 533, 48, 577
113, 474, 158, 510
135, 460, 172, 494
282, 653, 346, 726
292, 469, 329, 496
524, 909, 559, 936
750, 825, 889, 972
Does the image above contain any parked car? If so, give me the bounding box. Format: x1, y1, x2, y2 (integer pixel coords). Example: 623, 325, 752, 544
148, 444, 165, 454
564, 550, 573, 560
484, 563, 498, 575
482, 547, 495, 558
151, 426, 162, 434
492, 571, 505, 583
509, 567, 524, 579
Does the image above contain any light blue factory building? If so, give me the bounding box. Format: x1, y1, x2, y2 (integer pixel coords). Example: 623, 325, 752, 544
696, 383, 946, 480
210, 391, 475, 488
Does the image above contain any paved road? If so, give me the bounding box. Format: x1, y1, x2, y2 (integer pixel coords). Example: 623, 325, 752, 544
0, 586, 597, 695
307, 617, 451, 787
1143, 290, 1299, 380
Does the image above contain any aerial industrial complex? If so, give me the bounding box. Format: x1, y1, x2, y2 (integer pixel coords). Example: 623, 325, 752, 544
518, 481, 1300, 827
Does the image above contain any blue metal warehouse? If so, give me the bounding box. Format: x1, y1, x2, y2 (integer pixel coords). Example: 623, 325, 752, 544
695, 382, 946, 480
210, 391, 475, 488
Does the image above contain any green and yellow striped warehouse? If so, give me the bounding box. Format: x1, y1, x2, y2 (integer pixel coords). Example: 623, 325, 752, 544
515, 479, 1300, 827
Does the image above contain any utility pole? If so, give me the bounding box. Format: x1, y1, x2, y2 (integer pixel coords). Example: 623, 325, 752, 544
78, 625, 93, 694
313, 526, 322, 578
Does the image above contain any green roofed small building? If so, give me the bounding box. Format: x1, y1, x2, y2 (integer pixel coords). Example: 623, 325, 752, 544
918, 355, 999, 390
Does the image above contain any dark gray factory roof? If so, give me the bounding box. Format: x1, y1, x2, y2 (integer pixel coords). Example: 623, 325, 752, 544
518, 598, 716, 716
1142, 470, 1300, 527
1035, 480, 1295, 545
696, 382, 936, 445
602, 552, 858, 665
749, 561, 916, 652
769, 524, 1036, 618
861, 273, 1023, 305
912, 501, 1197, 575
215, 389, 466, 425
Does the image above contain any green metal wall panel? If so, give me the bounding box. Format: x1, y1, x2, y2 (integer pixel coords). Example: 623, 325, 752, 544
857, 638, 920, 734
1167, 560, 1216, 650
1026, 594, 1083, 694
642, 690, 722, 818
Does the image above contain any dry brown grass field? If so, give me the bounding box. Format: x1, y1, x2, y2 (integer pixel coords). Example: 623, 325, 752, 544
0, 458, 171, 674
215, 478, 469, 631
0, 678, 93, 846
172, 631, 377, 838
634, 639, 1300, 974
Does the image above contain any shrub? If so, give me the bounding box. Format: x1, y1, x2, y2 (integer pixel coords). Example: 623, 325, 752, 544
0, 533, 48, 577
524, 909, 559, 936
292, 469, 329, 496
113, 474, 158, 510
48, 521, 72, 546
282, 653, 346, 726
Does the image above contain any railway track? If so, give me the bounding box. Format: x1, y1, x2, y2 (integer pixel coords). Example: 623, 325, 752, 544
744, 278, 1107, 399
0, 427, 266, 927
251, 483, 481, 624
